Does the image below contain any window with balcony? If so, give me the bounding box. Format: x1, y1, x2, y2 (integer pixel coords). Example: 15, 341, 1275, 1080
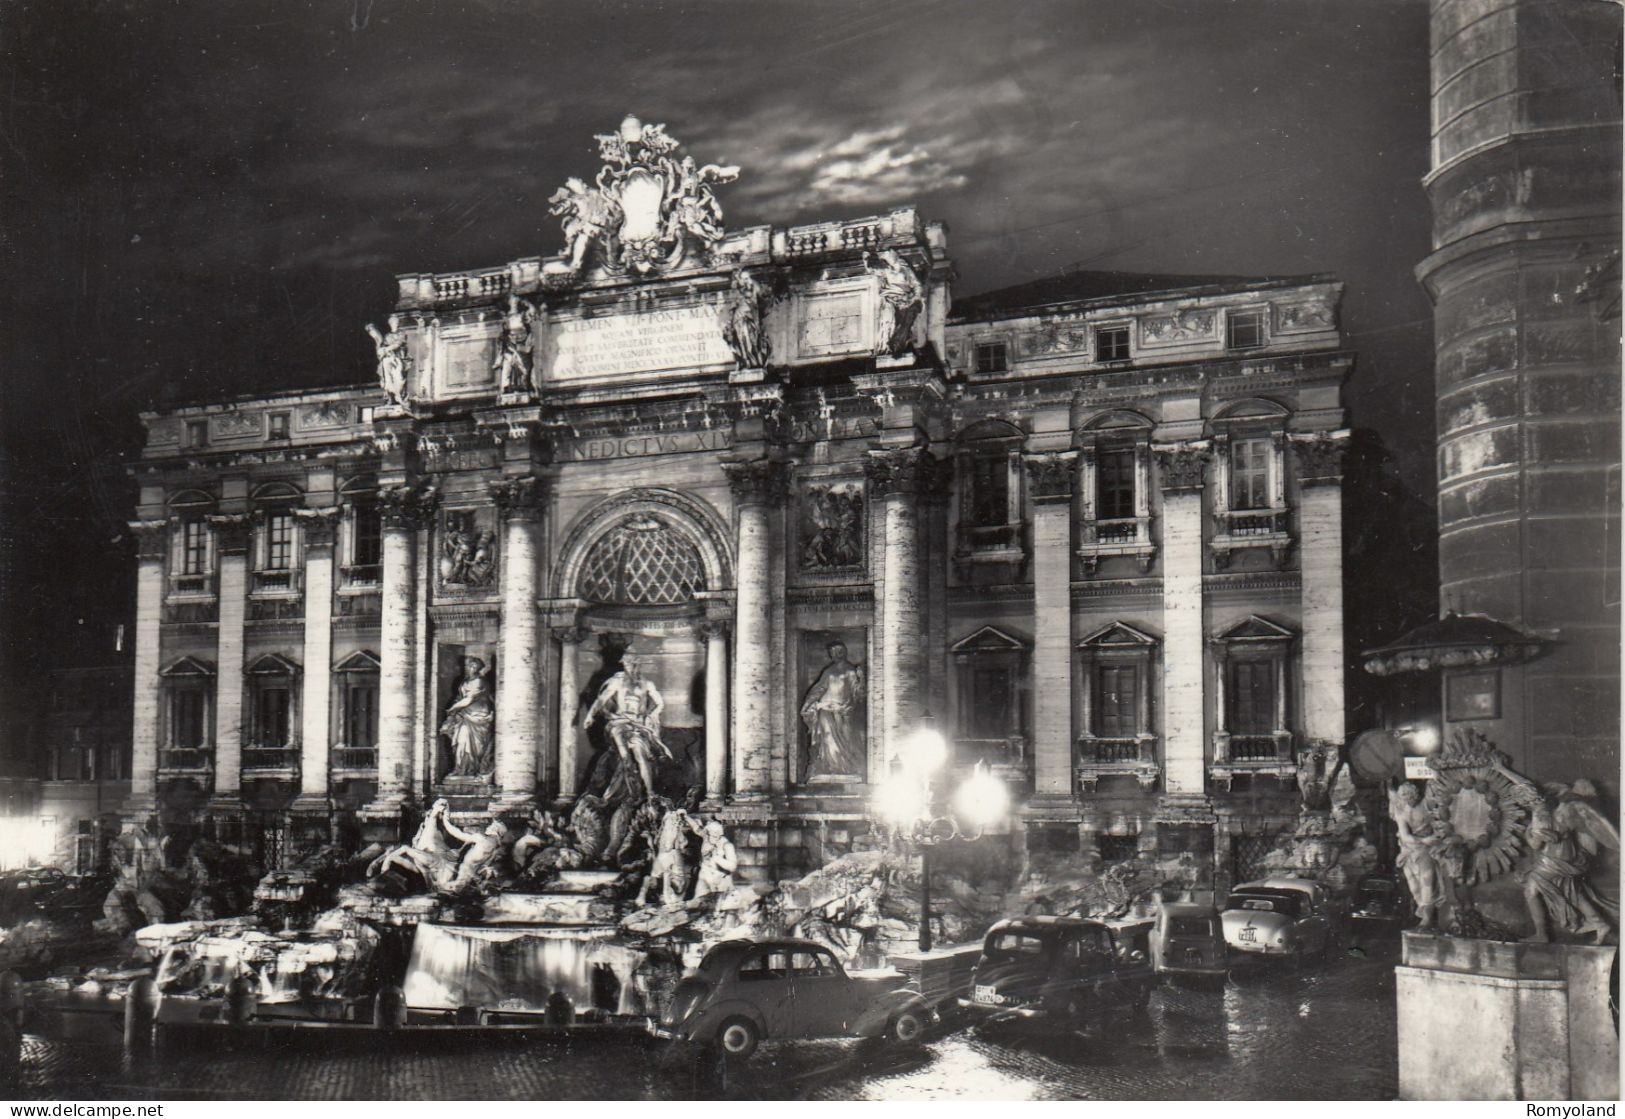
954, 419, 1025, 564
1095, 324, 1130, 362
1077, 413, 1155, 574
251, 484, 303, 595
245, 653, 300, 771
1211, 402, 1292, 568
1075, 621, 1159, 791
1226, 308, 1265, 349
166, 490, 217, 600
1210, 615, 1295, 787
949, 626, 1029, 774
159, 656, 215, 773
974, 340, 1009, 374
333, 650, 381, 771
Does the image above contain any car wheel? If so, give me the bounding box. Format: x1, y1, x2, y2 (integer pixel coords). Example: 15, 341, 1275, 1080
888, 1007, 926, 1047
717, 1017, 760, 1060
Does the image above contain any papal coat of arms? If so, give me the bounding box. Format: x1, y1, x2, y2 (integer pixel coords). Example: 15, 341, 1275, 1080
546, 115, 739, 277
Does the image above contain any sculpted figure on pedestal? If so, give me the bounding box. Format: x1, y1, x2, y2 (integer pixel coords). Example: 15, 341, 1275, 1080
1522, 780, 1619, 944
366, 799, 514, 897
801, 640, 866, 781
867, 249, 924, 356
364, 322, 411, 408
692, 820, 738, 902
441, 657, 495, 778
637, 799, 696, 908
1390, 782, 1448, 930
492, 294, 539, 393
584, 653, 671, 801
722, 269, 772, 370
548, 177, 623, 273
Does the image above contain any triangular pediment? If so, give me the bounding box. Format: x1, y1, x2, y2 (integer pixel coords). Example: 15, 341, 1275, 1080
950, 624, 1028, 653
1078, 621, 1159, 648
246, 652, 301, 676
334, 649, 382, 674
1214, 615, 1295, 643
159, 655, 215, 678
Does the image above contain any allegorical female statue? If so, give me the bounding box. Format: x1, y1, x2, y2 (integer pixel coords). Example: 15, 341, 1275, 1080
800, 640, 866, 781
364, 321, 410, 408
1390, 781, 1447, 930
441, 656, 495, 778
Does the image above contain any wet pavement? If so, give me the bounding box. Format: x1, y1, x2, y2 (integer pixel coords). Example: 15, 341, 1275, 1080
11, 940, 1398, 1101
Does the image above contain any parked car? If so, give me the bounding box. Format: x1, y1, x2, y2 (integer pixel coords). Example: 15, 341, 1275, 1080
959, 916, 1155, 1021
1348, 873, 1408, 938
1220, 877, 1336, 964
1150, 903, 1227, 980
655, 937, 932, 1059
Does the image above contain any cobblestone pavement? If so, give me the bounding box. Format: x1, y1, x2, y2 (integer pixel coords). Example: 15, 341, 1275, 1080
12, 942, 1398, 1101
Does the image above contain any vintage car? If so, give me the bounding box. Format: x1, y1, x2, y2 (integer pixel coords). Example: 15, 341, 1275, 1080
1348, 873, 1408, 937
1150, 903, 1227, 980
959, 916, 1155, 1021
654, 937, 932, 1059
1220, 877, 1336, 964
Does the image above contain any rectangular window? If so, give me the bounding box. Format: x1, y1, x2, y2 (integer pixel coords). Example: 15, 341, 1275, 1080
185, 420, 208, 448
352, 504, 383, 568
1229, 659, 1275, 734
1096, 325, 1130, 361
968, 664, 1014, 740
172, 689, 206, 748
264, 513, 294, 570
1227, 310, 1265, 349
974, 341, 1008, 374
1097, 833, 1139, 863
181, 520, 210, 575
966, 456, 1009, 528
345, 680, 379, 748
268, 412, 290, 440
1231, 438, 1271, 511
1097, 450, 1136, 521
254, 686, 291, 747
1094, 664, 1139, 737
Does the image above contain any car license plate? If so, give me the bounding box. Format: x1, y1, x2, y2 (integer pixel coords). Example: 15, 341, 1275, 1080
1238, 927, 1257, 943
973, 985, 1001, 1005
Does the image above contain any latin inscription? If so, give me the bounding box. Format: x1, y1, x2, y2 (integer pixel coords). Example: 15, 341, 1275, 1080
557, 429, 733, 462
549, 304, 731, 380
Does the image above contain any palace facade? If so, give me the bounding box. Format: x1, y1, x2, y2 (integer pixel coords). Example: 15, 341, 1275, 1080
125, 118, 1353, 890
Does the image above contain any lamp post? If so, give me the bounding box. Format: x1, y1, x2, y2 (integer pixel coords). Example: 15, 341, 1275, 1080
874, 715, 1010, 952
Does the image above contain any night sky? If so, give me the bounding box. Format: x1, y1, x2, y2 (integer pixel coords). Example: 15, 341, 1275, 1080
0, 0, 1437, 731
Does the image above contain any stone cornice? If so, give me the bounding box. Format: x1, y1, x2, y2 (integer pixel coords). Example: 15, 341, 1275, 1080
294, 505, 342, 549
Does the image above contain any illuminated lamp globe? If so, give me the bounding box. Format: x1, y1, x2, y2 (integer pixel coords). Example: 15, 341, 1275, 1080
905, 726, 949, 775
874, 769, 925, 827
951, 762, 1010, 830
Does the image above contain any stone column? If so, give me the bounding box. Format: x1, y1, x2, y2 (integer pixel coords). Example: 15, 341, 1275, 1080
723, 458, 788, 798
553, 626, 588, 801
1293, 433, 1347, 749
127, 520, 168, 809
370, 484, 429, 809
207, 513, 252, 800
1024, 452, 1079, 796
490, 476, 545, 810
865, 448, 934, 764
295, 507, 340, 805
1155, 443, 1210, 798
696, 621, 730, 805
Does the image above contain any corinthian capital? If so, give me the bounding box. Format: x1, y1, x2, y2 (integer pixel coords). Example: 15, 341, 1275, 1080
722, 458, 791, 507
378, 482, 438, 530
489, 474, 546, 521
128, 519, 169, 561
205, 512, 253, 554
1154, 442, 1210, 494
1022, 451, 1078, 504
1289, 431, 1349, 486
863, 446, 939, 497
294, 505, 342, 549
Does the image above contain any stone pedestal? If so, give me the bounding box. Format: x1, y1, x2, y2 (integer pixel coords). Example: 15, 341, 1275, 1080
1397, 932, 1619, 1101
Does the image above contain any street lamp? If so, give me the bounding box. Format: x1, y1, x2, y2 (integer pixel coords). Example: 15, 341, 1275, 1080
874, 714, 1009, 951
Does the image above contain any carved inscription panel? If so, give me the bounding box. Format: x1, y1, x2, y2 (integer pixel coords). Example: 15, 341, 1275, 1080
547, 304, 731, 380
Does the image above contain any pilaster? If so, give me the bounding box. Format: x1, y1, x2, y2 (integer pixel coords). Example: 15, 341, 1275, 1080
490, 474, 545, 811
1292, 432, 1348, 748
553, 624, 589, 801
207, 512, 252, 801
128, 520, 168, 809
864, 446, 935, 766
1023, 451, 1078, 795
295, 506, 340, 805
722, 457, 790, 798
1154, 442, 1209, 800
368, 483, 434, 813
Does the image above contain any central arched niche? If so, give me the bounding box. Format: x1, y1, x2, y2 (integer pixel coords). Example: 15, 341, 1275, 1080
552, 488, 734, 800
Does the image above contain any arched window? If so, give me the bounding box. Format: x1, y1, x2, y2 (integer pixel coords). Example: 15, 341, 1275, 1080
1077, 411, 1156, 575
954, 419, 1025, 564
577, 516, 705, 606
